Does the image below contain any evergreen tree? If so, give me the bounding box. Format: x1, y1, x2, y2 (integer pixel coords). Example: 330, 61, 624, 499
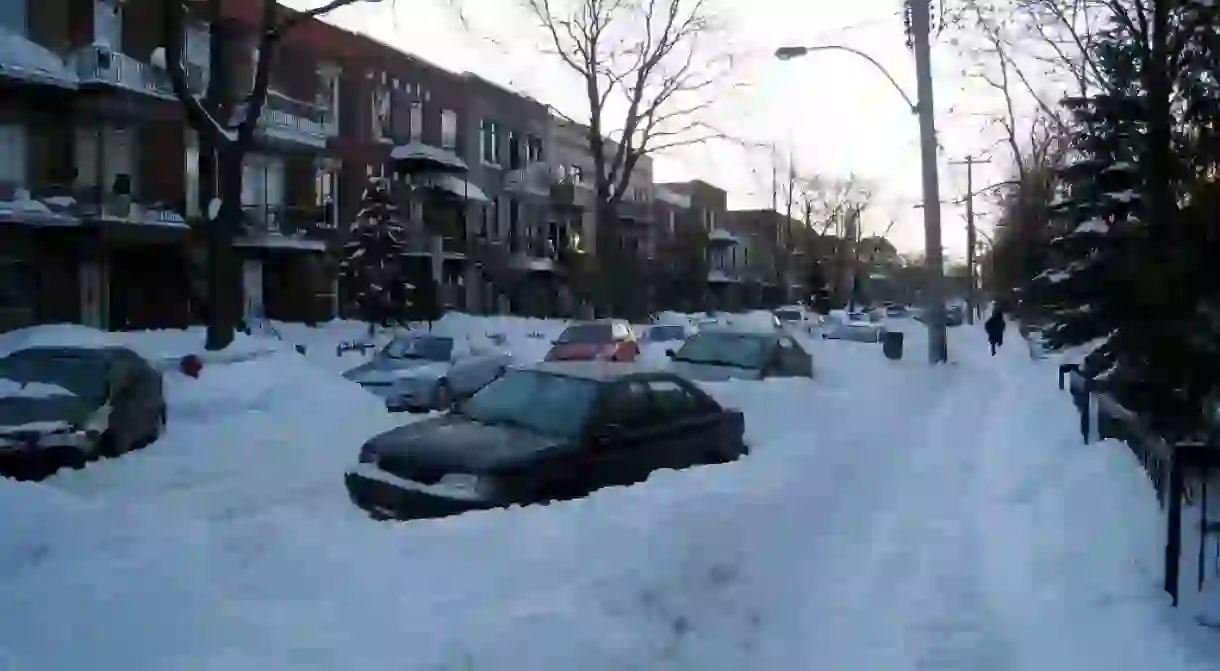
339, 177, 413, 326
1033, 25, 1146, 385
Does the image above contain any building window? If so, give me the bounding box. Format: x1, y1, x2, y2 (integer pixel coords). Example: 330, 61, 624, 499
75, 126, 137, 201
185, 137, 199, 217
481, 120, 499, 165
93, 0, 122, 49
507, 130, 520, 170
526, 135, 543, 164
409, 101, 423, 143
0, 125, 27, 183
318, 64, 340, 132
0, 0, 26, 33
371, 74, 391, 142
0, 258, 36, 325
315, 168, 338, 229
441, 109, 457, 150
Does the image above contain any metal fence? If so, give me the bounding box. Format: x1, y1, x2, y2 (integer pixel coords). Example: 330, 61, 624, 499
1060, 362, 1220, 606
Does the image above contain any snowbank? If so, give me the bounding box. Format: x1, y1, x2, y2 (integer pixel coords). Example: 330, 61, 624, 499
46, 350, 403, 522
0, 324, 282, 369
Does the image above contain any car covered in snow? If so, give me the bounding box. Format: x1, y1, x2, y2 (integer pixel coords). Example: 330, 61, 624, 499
342, 333, 512, 412
544, 319, 640, 362
663, 328, 814, 381
823, 317, 885, 343
0, 345, 166, 480
344, 362, 748, 520
773, 305, 817, 335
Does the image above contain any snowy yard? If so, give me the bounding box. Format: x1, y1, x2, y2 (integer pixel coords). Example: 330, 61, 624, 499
2, 317, 1219, 669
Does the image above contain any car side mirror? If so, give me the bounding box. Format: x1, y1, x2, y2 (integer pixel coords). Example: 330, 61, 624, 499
665, 348, 675, 357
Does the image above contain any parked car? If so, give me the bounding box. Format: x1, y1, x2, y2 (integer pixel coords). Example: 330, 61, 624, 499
641, 323, 693, 344
343, 333, 512, 412
344, 362, 749, 520
824, 319, 885, 343
946, 305, 965, 327
545, 320, 640, 362
664, 328, 814, 381
885, 305, 910, 318
773, 305, 816, 334
0, 345, 166, 480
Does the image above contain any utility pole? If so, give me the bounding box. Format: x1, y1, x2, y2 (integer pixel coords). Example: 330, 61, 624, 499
784, 148, 795, 302
950, 155, 990, 326
909, 0, 948, 363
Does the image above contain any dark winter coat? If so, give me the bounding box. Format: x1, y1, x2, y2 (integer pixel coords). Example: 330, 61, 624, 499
984, 313, 1006, 343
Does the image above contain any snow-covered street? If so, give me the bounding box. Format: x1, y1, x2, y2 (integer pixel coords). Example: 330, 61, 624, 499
1, 319, 1218, 669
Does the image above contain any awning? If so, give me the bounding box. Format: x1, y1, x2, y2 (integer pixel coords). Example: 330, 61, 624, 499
420, 174, 489, 203
0, 27, 78, 89
391, 143, 468, 173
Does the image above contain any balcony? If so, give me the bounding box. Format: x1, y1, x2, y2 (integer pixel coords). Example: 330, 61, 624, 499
707, 228, 741, 246
251, 90, 328, 150
70, 44, 208, 100
616, 199, 653, 225
403, 230, 469, 260
237, 204, 332, 250
0, 183, 80, 226
506, 235, 561, 273
504, 163, 558, 198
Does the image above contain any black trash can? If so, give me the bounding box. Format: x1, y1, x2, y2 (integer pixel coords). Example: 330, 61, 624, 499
882, 330, 904, 360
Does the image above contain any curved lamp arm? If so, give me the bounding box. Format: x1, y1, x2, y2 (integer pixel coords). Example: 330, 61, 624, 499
775, 45, 918, 115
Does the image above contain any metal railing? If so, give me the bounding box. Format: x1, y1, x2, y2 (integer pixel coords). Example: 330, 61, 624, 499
256, 91, 329, 147
241, 203, 330, 239
1059, 362, 1220, 606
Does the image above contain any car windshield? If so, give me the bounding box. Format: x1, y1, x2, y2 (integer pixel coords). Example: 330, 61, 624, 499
382, 336, 454, 361
774, 310, 801, 322
457, 369, 601, 438
645, 325, 686, 342
671, 332, 769, 369
556, 324, 614, 344
0, 349, 109, 401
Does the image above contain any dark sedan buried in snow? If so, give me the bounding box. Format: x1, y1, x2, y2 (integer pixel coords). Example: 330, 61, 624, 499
0, 346, 166, 480
344, 361, 748, 521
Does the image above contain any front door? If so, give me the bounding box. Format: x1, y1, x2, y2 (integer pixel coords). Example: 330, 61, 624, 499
242, 259, 264, 322
80, 260, 109, 329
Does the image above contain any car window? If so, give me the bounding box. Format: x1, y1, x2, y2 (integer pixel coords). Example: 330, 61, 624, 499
0, 348, 110, 401
557, 324, 614, 344
600, 380, 653, 430
646, 379, 704, 417
670, 332, 769, 370
457, 369, 601, 438
646, 325, 685, 342
383, 336, 453, 361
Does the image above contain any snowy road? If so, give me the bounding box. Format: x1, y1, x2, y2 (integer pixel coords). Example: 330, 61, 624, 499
3, 323, 1220, 669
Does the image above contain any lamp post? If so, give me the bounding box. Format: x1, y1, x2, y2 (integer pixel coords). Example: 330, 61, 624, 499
775, 18, 948, 363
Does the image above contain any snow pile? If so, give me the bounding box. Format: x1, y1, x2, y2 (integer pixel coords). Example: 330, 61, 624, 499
0, 379, 75, 399
46, 350, 402, 522
0, 324, 282, 369
0, 27, 77, 88
3, 325, 1219, 668
430, 312, 569, 363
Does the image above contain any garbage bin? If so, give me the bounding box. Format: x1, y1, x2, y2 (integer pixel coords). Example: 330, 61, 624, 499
882, 330, 904, 360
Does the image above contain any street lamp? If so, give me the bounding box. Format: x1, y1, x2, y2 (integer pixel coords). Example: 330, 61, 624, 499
775, 18, 948, 363
774, 45, 918, 115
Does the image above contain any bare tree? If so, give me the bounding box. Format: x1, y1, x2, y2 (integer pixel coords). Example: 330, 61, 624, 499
159, 0, 378, 350
527, 0, 735, 235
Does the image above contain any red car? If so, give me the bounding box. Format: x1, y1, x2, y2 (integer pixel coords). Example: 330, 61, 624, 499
544, 320, 640, 362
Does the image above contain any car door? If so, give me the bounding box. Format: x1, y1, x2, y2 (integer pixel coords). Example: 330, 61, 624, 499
641, 377, 725, 468
584, 379, 661, 487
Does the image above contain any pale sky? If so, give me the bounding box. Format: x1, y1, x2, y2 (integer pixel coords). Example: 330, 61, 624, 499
288, 0, 1028, 260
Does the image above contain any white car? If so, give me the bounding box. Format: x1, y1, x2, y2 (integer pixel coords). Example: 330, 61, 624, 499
824, 319, 886, 343
342, 332, 512, 412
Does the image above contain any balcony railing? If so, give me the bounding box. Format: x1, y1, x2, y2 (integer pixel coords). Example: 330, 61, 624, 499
241, 203, 332, 241
403, 230, 468, 257
70, 44, 206, 98
254, 90, 329, 149
505, 163, 559, 198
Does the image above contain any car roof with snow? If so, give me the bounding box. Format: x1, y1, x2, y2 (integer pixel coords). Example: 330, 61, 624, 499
514, 360, 666, 382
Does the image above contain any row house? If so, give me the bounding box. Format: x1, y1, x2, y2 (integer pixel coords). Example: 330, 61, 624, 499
724, 209, 805, 308
0, 0, 208, 332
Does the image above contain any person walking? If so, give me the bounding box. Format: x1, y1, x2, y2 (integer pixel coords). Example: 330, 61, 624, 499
985, 307, 1006, 356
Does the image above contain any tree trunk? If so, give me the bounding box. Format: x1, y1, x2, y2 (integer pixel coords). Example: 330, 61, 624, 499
206, 146, 244, 350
